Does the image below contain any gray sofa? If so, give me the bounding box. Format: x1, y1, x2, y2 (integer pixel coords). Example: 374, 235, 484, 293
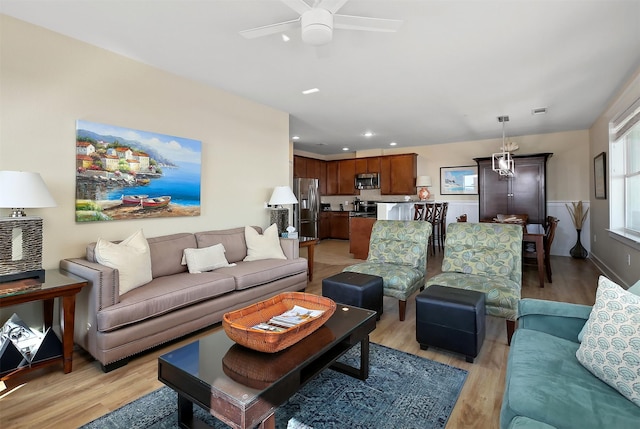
60, 226, 308, 371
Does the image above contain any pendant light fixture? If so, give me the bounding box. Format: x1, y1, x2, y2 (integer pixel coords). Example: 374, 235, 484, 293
492, 116, 515, 176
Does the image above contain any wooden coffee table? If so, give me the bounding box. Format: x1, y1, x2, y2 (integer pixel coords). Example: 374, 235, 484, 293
158, 304, 376, 429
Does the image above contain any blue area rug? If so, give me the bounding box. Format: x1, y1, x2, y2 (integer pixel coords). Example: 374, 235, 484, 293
81, 343, 467, 429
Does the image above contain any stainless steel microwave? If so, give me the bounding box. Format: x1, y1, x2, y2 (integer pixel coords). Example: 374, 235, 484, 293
355, 173, 380, 190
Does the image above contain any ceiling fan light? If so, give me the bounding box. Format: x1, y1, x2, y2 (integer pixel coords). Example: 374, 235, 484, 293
301, 8, 333, 46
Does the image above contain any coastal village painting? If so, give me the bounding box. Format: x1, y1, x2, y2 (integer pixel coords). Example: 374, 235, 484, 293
75, 120, 202, 222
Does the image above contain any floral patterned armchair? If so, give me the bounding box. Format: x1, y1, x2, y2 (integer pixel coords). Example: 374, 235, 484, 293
343, 220, 432, 321
426, 222, 523, 344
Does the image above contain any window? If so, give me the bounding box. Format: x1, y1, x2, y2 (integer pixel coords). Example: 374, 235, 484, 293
610, 96, 640, 243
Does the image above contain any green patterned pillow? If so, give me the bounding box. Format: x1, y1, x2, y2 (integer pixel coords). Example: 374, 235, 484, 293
443, 246, 515, 278
368, 239, 423, 268
576, 276, 640, 407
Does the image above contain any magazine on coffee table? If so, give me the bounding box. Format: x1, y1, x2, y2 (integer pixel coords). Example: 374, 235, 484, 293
252, 305, 325, 331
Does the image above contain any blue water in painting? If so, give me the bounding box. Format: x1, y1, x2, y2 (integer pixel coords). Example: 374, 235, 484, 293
107, 161, 201, 206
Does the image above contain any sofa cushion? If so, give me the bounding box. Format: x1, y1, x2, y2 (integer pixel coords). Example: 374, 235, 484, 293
94, 229, 152, 295
243, 224, 286, 261
147, 233, 196, 278
181, 244, 236, 273
96, 271, 236, 332
502, 328, 640, 429
216, 258, 308, 290
576, 276, 640, 407
195, 226, 260, 263
444, 245, 515, 278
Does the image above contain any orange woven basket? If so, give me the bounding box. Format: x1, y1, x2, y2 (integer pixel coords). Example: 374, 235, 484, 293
222, 292, 336, 353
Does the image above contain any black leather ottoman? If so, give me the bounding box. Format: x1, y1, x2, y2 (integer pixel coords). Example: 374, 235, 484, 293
416, 285, 486, 363
322, 272, 383, 320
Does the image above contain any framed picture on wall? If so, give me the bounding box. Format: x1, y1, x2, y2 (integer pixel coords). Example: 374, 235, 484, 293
440, 166, 478, 195
594, 152, 606, 199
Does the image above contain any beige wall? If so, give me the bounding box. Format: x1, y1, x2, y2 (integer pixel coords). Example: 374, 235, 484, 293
589, 67, 640, 287
0, 15, 290, 270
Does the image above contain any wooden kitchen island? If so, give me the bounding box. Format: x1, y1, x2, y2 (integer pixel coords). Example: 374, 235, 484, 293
349, 216, 377, 260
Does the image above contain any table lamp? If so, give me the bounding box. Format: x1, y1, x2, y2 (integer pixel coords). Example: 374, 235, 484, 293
416, 176, 432, 201
0, 171, 57, 283
268, 186, 298, 236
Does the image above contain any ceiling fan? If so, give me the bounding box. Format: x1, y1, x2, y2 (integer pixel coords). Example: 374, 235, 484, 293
239, 0, 403, 46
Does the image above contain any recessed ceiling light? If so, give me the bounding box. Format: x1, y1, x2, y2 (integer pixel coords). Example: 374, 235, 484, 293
282, 34, 290, 42
363, 131, 374, 138
292, 136, 300, 140
342, 147, 349, 151
532, 107, 548, 115
302, 88, 319, 95
389, 142, 397, 146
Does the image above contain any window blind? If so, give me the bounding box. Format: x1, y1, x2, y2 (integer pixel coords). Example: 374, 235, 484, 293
612, 96, 640, 141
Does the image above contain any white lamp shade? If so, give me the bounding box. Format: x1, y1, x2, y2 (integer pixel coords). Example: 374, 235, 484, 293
0, 171, 57, 208
416, 176, 432, 187
269, 186, 298, 205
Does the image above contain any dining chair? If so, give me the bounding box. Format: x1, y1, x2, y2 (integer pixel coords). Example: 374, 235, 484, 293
523, 216, 559, 283
413, 203, 425, 221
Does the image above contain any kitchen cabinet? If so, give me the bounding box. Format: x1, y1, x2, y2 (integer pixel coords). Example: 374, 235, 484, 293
326, 161, 339, 195
338, 159, 357, 195
293, 155, 322, 179
475, 153, 552, 224
319, 211, 331, 239
293, 155, 306, 179
355, 157, 381, 174
349, 216, 376, 259
319, 211, 349, 239
329, 211, 350, 240
380, 153, 417, 195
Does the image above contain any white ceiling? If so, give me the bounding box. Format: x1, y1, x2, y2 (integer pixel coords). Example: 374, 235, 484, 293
2, 0, 639, 155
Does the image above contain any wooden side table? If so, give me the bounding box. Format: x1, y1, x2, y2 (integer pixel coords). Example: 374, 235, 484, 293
0, 269, 87, 379
298, 237, 319, 281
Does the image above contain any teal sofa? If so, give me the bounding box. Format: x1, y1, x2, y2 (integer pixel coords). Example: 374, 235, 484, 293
501, 296, 640, 429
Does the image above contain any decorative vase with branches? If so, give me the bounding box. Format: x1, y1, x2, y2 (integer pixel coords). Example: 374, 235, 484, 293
566, 201, 589, 259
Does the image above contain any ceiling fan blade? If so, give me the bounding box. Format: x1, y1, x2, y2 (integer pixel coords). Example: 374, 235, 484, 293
281, 0, 312, 15
334, 14, 403, 32
317, 0, 349, 14
239, 18, 300, 39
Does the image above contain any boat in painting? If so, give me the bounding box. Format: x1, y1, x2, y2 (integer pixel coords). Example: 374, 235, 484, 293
141, 196, 171, 209
121, 195, 149, 206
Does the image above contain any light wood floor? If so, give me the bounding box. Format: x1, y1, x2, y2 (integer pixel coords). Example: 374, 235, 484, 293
0, 240, 602, 429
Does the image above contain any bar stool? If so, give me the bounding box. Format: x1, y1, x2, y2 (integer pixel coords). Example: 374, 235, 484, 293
439, 202, 449, 250
424, 202, 436, 255
431, 203, 445, 253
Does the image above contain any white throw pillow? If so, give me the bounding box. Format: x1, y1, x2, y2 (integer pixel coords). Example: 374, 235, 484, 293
575, 276, 640, 407
181, 243, 236, 273
243, 224, 286, 261
95, 229, 153, 296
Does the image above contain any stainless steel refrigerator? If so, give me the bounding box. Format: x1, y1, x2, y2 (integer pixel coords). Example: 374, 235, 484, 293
293, 178, 320, 238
